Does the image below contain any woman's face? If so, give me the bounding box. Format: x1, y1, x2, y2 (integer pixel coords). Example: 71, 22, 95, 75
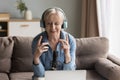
45, 13, 63, 37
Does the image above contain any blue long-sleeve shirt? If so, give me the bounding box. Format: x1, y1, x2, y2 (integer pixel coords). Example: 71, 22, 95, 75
32, 31, 76, 77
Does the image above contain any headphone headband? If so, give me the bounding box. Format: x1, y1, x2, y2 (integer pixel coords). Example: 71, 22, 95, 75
40, 7, 68, 29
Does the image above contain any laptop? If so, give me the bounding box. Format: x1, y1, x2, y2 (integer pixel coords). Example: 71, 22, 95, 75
45, 70, 86, 80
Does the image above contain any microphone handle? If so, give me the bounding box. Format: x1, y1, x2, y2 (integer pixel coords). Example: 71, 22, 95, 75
52, 51, 58, 70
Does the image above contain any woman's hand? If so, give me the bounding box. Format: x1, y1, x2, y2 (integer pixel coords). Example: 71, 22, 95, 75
33, 36, 49, 64
59, 35, 71, 63
59, 35, 70, 53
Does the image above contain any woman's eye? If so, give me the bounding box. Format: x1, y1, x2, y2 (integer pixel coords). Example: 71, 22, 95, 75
55, 23, 59, 25
46, 22, 60, 26
47, 23, 51, 25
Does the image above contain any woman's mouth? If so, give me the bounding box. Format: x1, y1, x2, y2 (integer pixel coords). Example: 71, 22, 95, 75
51, 31, 56, 33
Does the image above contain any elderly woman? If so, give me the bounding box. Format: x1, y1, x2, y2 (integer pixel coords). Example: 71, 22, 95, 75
32, 7, 76, 79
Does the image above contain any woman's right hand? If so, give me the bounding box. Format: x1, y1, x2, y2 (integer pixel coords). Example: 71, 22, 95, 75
33, 36, 49, 64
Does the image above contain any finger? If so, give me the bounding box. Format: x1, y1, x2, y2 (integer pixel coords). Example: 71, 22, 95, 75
42, 49, 48, 52
61, 40, 64, 45
66, 34, 69, 43
42, 46, 49, 52
44, 46, 49, 49
37, 36, 42, 46
59, 39, 66, 43
42, 46, 49, 50
59, 39, 65, 45
41, 42, 49, 46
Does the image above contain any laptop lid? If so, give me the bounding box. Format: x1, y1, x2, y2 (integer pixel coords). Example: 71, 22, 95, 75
45, 70, 86, 80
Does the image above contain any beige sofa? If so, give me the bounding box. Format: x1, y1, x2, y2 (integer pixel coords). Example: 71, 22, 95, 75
0, 36, 120, 80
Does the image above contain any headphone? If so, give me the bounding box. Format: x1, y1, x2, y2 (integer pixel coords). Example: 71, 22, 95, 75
40, 7, 68, 29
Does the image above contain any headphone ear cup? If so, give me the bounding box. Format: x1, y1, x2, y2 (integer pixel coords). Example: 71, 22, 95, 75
40, 20, 45, 28
62, 21, 68, 29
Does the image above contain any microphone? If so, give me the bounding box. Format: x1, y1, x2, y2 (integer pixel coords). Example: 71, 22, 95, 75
51, 51, 58, 70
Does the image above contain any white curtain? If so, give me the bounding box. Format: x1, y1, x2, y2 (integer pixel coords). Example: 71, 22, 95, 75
97, 0, 120, 56
96, 0, 111, 38
109, 0, 120, 56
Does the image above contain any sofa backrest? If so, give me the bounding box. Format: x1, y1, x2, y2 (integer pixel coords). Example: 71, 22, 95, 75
11, 36, 33, 72
0, 37, 14, 73
75, 37, 109, 69
0, 36, 109, 73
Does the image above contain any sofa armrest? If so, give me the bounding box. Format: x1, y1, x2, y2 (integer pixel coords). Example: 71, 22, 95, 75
95, 58, 120, 80
107, 54, 120, 66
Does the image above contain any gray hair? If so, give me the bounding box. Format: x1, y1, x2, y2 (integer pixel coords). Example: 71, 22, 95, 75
41, 7, 67, 21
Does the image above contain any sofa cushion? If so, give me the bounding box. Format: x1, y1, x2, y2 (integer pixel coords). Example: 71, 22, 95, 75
0, 37, 14, 73
10, 72, 33, 80
0, 73, 9, 80
95, 58, 120, 80
86, 70, 106, 80
11, 36, 33, 72
75, 37, 109, 69
108, 54, 120, 66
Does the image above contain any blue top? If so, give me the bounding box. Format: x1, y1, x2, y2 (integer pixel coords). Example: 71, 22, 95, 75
32, 31, 76, 77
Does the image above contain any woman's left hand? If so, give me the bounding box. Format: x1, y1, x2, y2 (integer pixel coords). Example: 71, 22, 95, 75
59, 35, 71, 63
59, 35, 70, 53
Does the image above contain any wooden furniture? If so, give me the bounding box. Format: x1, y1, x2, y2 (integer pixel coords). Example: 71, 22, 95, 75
0, 19, 43, 37
0, 13, 10, 37
0, 20, 8, 37
8, 19, 42, 37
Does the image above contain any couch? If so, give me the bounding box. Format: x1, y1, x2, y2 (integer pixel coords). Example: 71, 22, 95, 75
0, 36, 120, 80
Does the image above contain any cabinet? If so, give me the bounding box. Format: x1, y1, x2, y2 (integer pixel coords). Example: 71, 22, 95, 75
0, 20, 8, 37
8, 19, 43, 37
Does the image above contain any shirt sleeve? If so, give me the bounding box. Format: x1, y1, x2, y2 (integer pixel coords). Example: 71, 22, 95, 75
32, 63, 45, 77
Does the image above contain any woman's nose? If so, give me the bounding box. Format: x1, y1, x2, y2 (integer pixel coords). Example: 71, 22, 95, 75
51, 24, 56, 29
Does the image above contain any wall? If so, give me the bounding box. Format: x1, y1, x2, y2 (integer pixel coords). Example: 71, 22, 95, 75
0, 0, 82, 38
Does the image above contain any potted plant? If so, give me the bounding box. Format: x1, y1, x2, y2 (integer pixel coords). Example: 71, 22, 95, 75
16, 0, 32, 20
16, 0, 27, 13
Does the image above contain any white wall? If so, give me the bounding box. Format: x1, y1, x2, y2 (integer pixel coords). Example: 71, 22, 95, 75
0, 0, 82, 38
109, 0, 120, 56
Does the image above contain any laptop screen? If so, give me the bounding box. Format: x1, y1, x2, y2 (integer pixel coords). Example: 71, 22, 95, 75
45, 70, 86, 80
